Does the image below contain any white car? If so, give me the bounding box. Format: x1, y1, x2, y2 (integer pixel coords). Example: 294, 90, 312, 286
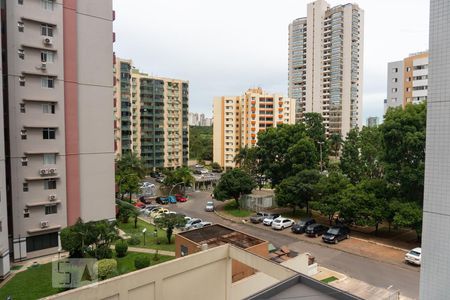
192, 221, 212, 229
150, 208, 169, 218
405, 247, 421, 266
184, 218, 202, 230
271, 217, 294, 230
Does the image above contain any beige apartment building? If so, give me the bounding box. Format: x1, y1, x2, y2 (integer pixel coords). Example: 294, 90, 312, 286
213, 88, 295, 169
0, 0, 115, 276
114, 58, 189, 170
385, 51, 428, 112
289, 0, 364, 138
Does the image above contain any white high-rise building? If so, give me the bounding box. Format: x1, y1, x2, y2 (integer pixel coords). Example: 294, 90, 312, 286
420, 0, 450, 298
288, 0, 364, 138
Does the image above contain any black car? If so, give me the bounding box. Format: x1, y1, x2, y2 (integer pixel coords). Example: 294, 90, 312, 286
322, 226, 350, 244
291, 218, 316, 234
250, 212, 270, 224
305, 224, 329, 237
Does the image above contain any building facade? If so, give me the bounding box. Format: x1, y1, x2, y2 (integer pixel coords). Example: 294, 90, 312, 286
288, 0, 364, 138
385, 52, 428, 113
189, 112, 212, 126
366, 116, 379, 128
420, 0, 450, 298
114, 58, 189, 170
213, 87, 295, 169
0, 0, 115, 266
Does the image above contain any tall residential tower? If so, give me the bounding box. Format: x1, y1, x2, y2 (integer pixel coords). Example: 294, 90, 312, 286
288, 0, 364, 138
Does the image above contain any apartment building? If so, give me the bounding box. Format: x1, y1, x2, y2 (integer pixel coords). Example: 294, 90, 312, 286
114, 58, 189, 170
188, 112, 212, 126
0, 0, 115, 266
213, 87, 295, 169
366, 116, 379, 128
288, 0, 364, 138
420, 0, 450, 298
385, 51, 428, 112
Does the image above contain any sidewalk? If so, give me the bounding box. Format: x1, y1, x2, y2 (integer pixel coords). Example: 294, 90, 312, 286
214, 208, 413, 267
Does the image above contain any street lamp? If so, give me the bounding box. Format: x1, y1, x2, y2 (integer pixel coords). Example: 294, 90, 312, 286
142, 228, 147, 246
169, 182, 185, 197
317, 141, 324, 173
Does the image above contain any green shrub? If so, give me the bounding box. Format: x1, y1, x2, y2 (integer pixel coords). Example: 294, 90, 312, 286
128, 236, 140, 246
134, 255, 151, 270
96, 259, 117, 280
90, 245, 113, 260
115, 240, 128, 257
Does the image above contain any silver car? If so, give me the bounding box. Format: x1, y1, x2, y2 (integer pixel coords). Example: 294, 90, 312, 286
205, 201, 214, 212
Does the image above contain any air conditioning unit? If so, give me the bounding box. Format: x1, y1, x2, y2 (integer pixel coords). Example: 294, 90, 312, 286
40, 221, 49, 228
39, 169, 48, 176
48, 168, 57, 175
43, 37, 53, 45
48, 195, 57, 201
41, 63, 47, 70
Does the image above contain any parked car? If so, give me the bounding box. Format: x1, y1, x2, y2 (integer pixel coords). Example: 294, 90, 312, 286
250, 212, 270, 224
143, 206, 161, 216
193, 169, 202, 175
262, 214, 281, 226
305, 224, 329, 237
195, 164, 203, 168
176, 194, 188, 202
291, 218, 316, 234
168, 196, 177, 204
134, 202, 146, 209
212, 168, 222, 173
322, 226, 350, 243
156, 197, 169, 205
150, 208, 169, 218
200, 169, 209, 174
404, 247, 421, 266
205, 201, 214, 212
184, 218, 202, 230
155, 176, 165, 183
191, 221, 212, 229
271, 217, 295, 230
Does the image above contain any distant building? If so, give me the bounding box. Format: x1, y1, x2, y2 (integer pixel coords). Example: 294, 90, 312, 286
385, 51, 428, 113
189, 112, 212, 126
288, 0, 364, 137
114, 58, 189, 170
366, 117, 379, 127
213, 87, 295, 169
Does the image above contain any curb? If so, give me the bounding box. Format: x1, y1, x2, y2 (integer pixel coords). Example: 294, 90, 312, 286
350, 236, 409, 252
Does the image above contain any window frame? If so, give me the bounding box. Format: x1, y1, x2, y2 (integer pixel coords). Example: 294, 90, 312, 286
44, 179, 57, 190
41, 76, 55, 89
41, 23, 54, 37
45, 205, 57, 215
43, 153, 56, 165
42, 128, 56, 140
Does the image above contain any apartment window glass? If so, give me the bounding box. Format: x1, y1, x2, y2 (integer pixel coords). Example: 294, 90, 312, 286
45, 205, 57, 215
23, 208, 30, 218
18, 49, 25, 59
21, 129, 27, 140
41, 24, 54, 37
43, 154, 56, 165
44, 179, 57, 190
41, 0, 54, 10
18, 0, 23, 4
392, 88, 397, 93
26, 232, 58, 252
43, 103, 55, 114
21, 157, 28, 166
406, 67, 411, 72
20, 103, 26, 113
23, 182, 29, 192
18, 21, 24, 32
41, 76, 54, 88
41, 51, 54, 63
19, 76, 25, 86
43, 128, 56, 139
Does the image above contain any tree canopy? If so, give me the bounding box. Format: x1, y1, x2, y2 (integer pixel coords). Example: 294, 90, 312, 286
213, 168, 256, 207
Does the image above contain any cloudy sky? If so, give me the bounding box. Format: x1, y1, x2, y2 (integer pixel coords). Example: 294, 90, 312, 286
113, 0, 429, 122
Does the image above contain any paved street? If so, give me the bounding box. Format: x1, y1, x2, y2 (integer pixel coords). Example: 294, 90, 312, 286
161, 189, 420, 299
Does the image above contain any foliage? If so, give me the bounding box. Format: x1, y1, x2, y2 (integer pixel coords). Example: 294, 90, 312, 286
154, 214, 187, 244
275, 170, 321, 215
96, 259, 117, 280
381, 103, 426, 204
134, 254, 151, 269
340, 128, 362, 184
163, 167, 194, 190
304, 112, 329, 161
393, 202, 423, 241
211, 162, 222, 171
213, 168, 256, 207
128, 236, 141, 246
234, 146, 260, 177
115, 240, 129, 258
189, 126, 213, 161
116, 199, 139, 227
115, 152, 146, 200
329, 133, 342, 159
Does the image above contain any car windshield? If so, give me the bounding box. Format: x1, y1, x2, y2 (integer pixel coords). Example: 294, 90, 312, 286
207, 202, 213, 205
409, 250, 421, 256
274, 219, 281, 223
327, 228, 340, 235
298, 220, 307, 225
256, 212, 263, 216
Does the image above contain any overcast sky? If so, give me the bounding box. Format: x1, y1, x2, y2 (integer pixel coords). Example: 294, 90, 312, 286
113, 0, 429, 122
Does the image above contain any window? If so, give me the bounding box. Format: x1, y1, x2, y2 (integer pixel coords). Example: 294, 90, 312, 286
406, 87, 411, 92
18, 0, 23, 4
23, 182, 29, 192
41, 76, 54, 88
43, 153, 56, 165
43, 128, 56, 139
18, 21, 24, 32
19, 76, 25, 86
392, 67, 398, 73
45, 205, 57, 215
41, 0, 54, 10
43, 103, 55, 114
26, 232, 58, 252
20, 103, 26, 113
392, 88, 397, 93
41, 24, 54, 37
406, 77, 411, 82
406, 67, 411, 72
18, 49, 25, 59
392, 78, 398, 83
44, 179, 57, 190
23, 208, 30, 218
21, 129, 27, 140
41, 51, 54, 63
21, 157, 28, 166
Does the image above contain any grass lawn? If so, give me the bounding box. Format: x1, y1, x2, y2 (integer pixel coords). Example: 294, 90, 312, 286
0, 252, 174, 300
223, 200, 253, 218
117, 219, 176, 252
321, 276, 338, 284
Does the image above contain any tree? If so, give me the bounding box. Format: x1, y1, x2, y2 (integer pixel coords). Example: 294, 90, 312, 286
116, 199, 139, 228
340, 128, 362, 184
329, 133, 342, 159
275, 170, 321, 215
234, 146, 260, 177
393, 202, 423, 241
304, 113, 329, 161
213, 168, 256, 208
154, 214, 187, 244
381, 103, 426, 204
163, 167, 194, 193
116, 152, 146, 201
311, 172, 351, 225
359, 126, 383, 180
211, 162, 222, 171
189, 126, 213, 161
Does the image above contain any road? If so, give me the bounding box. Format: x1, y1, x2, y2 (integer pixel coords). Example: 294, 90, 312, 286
159, 189, 420, 299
